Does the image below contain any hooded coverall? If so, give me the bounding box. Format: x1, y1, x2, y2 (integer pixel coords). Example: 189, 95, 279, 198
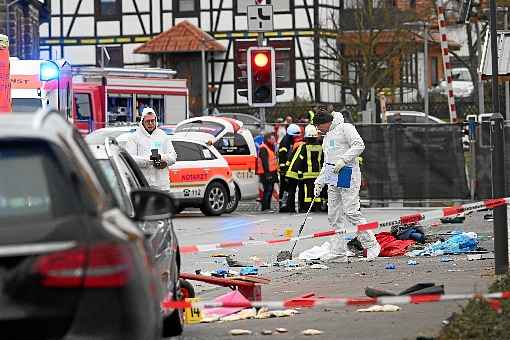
315, 112, 381, 259
125, 113, 177, 192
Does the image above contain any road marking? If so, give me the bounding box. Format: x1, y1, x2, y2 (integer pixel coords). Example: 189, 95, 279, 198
184, 219, 269, 236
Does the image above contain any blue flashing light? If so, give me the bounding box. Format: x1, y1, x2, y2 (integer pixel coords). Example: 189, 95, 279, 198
40, 61, 59, 81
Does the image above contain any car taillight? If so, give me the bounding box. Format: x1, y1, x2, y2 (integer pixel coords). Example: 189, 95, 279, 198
34, 243, 133, 288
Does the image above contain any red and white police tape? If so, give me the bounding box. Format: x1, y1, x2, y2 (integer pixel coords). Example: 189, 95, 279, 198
162, 291, 510, 310
180, 198, 509, 254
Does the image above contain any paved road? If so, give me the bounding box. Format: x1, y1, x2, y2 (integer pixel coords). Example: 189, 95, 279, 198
171, 206, 499, 340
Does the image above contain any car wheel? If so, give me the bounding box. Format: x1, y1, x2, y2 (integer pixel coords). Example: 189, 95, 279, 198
200, 182, 227, 216
224, 186, 240, 214
162, 305, 183, 337
162, 279, 186, 337
179, 279, 195, 299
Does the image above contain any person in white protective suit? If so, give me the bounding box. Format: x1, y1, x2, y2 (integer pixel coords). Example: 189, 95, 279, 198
313, 111, 381, 260
125, 107, 177, 192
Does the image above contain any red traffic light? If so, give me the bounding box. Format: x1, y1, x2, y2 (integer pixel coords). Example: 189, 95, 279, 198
253, 52, 269, 68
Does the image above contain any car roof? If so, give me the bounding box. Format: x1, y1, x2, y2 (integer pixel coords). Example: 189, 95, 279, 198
385, 111, 444, 122
215, 112, 261, 122
0, 110, 72, 143
169, 135, 211, 147
89, 143, 109, 160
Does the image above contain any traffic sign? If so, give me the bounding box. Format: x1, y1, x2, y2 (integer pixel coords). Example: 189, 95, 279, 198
247, 5, 274, 32
237, 0, 290, 14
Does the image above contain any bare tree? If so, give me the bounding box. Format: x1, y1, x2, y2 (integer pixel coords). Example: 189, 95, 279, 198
317, 0, 434, 111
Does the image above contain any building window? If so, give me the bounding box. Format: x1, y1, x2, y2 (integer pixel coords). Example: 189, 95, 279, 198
410, 0, 416, 8
74, 93, 92, 121
431, 57, 439, 86
95, 0, 121, 21
173, 0, 200, 17
96, 46, 123, 67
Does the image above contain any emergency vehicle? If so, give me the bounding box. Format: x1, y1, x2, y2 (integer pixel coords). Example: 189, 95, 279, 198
10, 58, 73, 117
72, 67, 189, 134
173, 116, 259, 213
114, 132, 235, 215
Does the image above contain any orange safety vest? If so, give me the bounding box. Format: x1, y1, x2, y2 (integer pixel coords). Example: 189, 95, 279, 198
256, 143, 278, 175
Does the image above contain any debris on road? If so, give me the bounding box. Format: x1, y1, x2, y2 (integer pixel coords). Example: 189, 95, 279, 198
274, 259, 300, 267
240, 266, 258, 275
201, 316, 220, 323
375, 232, 417, 257
440, 215, 465, 224
440, 257, 454, 262
222, 308, 257, 321
467, 253, 495, 261
271, 309, 300, 317
407, 260, 417, 266
211, 253, 230, 258
385, 263, 396, 270
226, 255, 253, 267
310, 264, 329, 270
365, 283, 445, 297
230, 329, 252, 336
407, 232, 478, 257
302, 329, 324, 336
357, 305, 401, 312
203, 290, 251, 319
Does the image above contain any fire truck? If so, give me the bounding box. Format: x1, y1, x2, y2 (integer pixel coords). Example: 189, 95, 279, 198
72, 67, 189, 134
10, 58, 73, 117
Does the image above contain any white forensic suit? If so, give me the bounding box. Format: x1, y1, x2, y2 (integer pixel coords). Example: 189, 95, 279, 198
125, 115, 177, 192
315, 112, 381, 259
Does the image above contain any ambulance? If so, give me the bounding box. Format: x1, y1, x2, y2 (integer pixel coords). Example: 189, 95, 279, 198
10, 58, 72, 117
113, 132, 235, 216
173, 116, 259, 213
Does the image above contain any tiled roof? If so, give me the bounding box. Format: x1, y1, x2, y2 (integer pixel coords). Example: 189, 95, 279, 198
135, 20, 225, 54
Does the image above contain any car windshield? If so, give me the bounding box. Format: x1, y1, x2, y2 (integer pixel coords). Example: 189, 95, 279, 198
453, 70, 471, 81
174, 121, 225, 137
85, 129, 134, 144
97, 159, 127, 212
12, 98, 43, 113
0, 142, 76, 221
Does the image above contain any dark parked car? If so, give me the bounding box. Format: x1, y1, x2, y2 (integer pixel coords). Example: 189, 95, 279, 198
0, 109, 179, 339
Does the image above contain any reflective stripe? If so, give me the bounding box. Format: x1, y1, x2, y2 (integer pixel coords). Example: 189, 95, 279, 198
285, 144, 304, 179
303, 144, 323, 179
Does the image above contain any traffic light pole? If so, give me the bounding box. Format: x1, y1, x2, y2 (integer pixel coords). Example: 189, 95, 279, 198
489, 0, 509, 274
257, 32, 266, 123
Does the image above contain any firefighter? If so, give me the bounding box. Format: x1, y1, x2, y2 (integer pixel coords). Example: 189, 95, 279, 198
256, 133, 279, 211
285, 124, 324, 213
278, 123, 303, 212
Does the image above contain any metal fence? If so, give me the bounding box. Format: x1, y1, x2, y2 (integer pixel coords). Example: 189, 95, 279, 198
357, 124, 470, 200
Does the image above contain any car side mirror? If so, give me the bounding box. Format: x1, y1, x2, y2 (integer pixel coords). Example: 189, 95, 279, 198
131, 188, 175, 221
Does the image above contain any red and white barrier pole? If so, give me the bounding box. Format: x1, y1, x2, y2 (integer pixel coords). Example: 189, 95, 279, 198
436, 0, 458, 122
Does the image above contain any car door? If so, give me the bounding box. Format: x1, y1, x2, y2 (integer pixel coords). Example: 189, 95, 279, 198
112, 150, 178, 299
214, 132, 258, 200
168, 140, 215, 200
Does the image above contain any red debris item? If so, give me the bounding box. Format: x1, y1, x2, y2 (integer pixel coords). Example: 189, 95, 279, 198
375, 232, 415, 257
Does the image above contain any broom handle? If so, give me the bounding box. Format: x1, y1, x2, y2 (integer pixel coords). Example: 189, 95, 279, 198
289, 197, 317, 255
